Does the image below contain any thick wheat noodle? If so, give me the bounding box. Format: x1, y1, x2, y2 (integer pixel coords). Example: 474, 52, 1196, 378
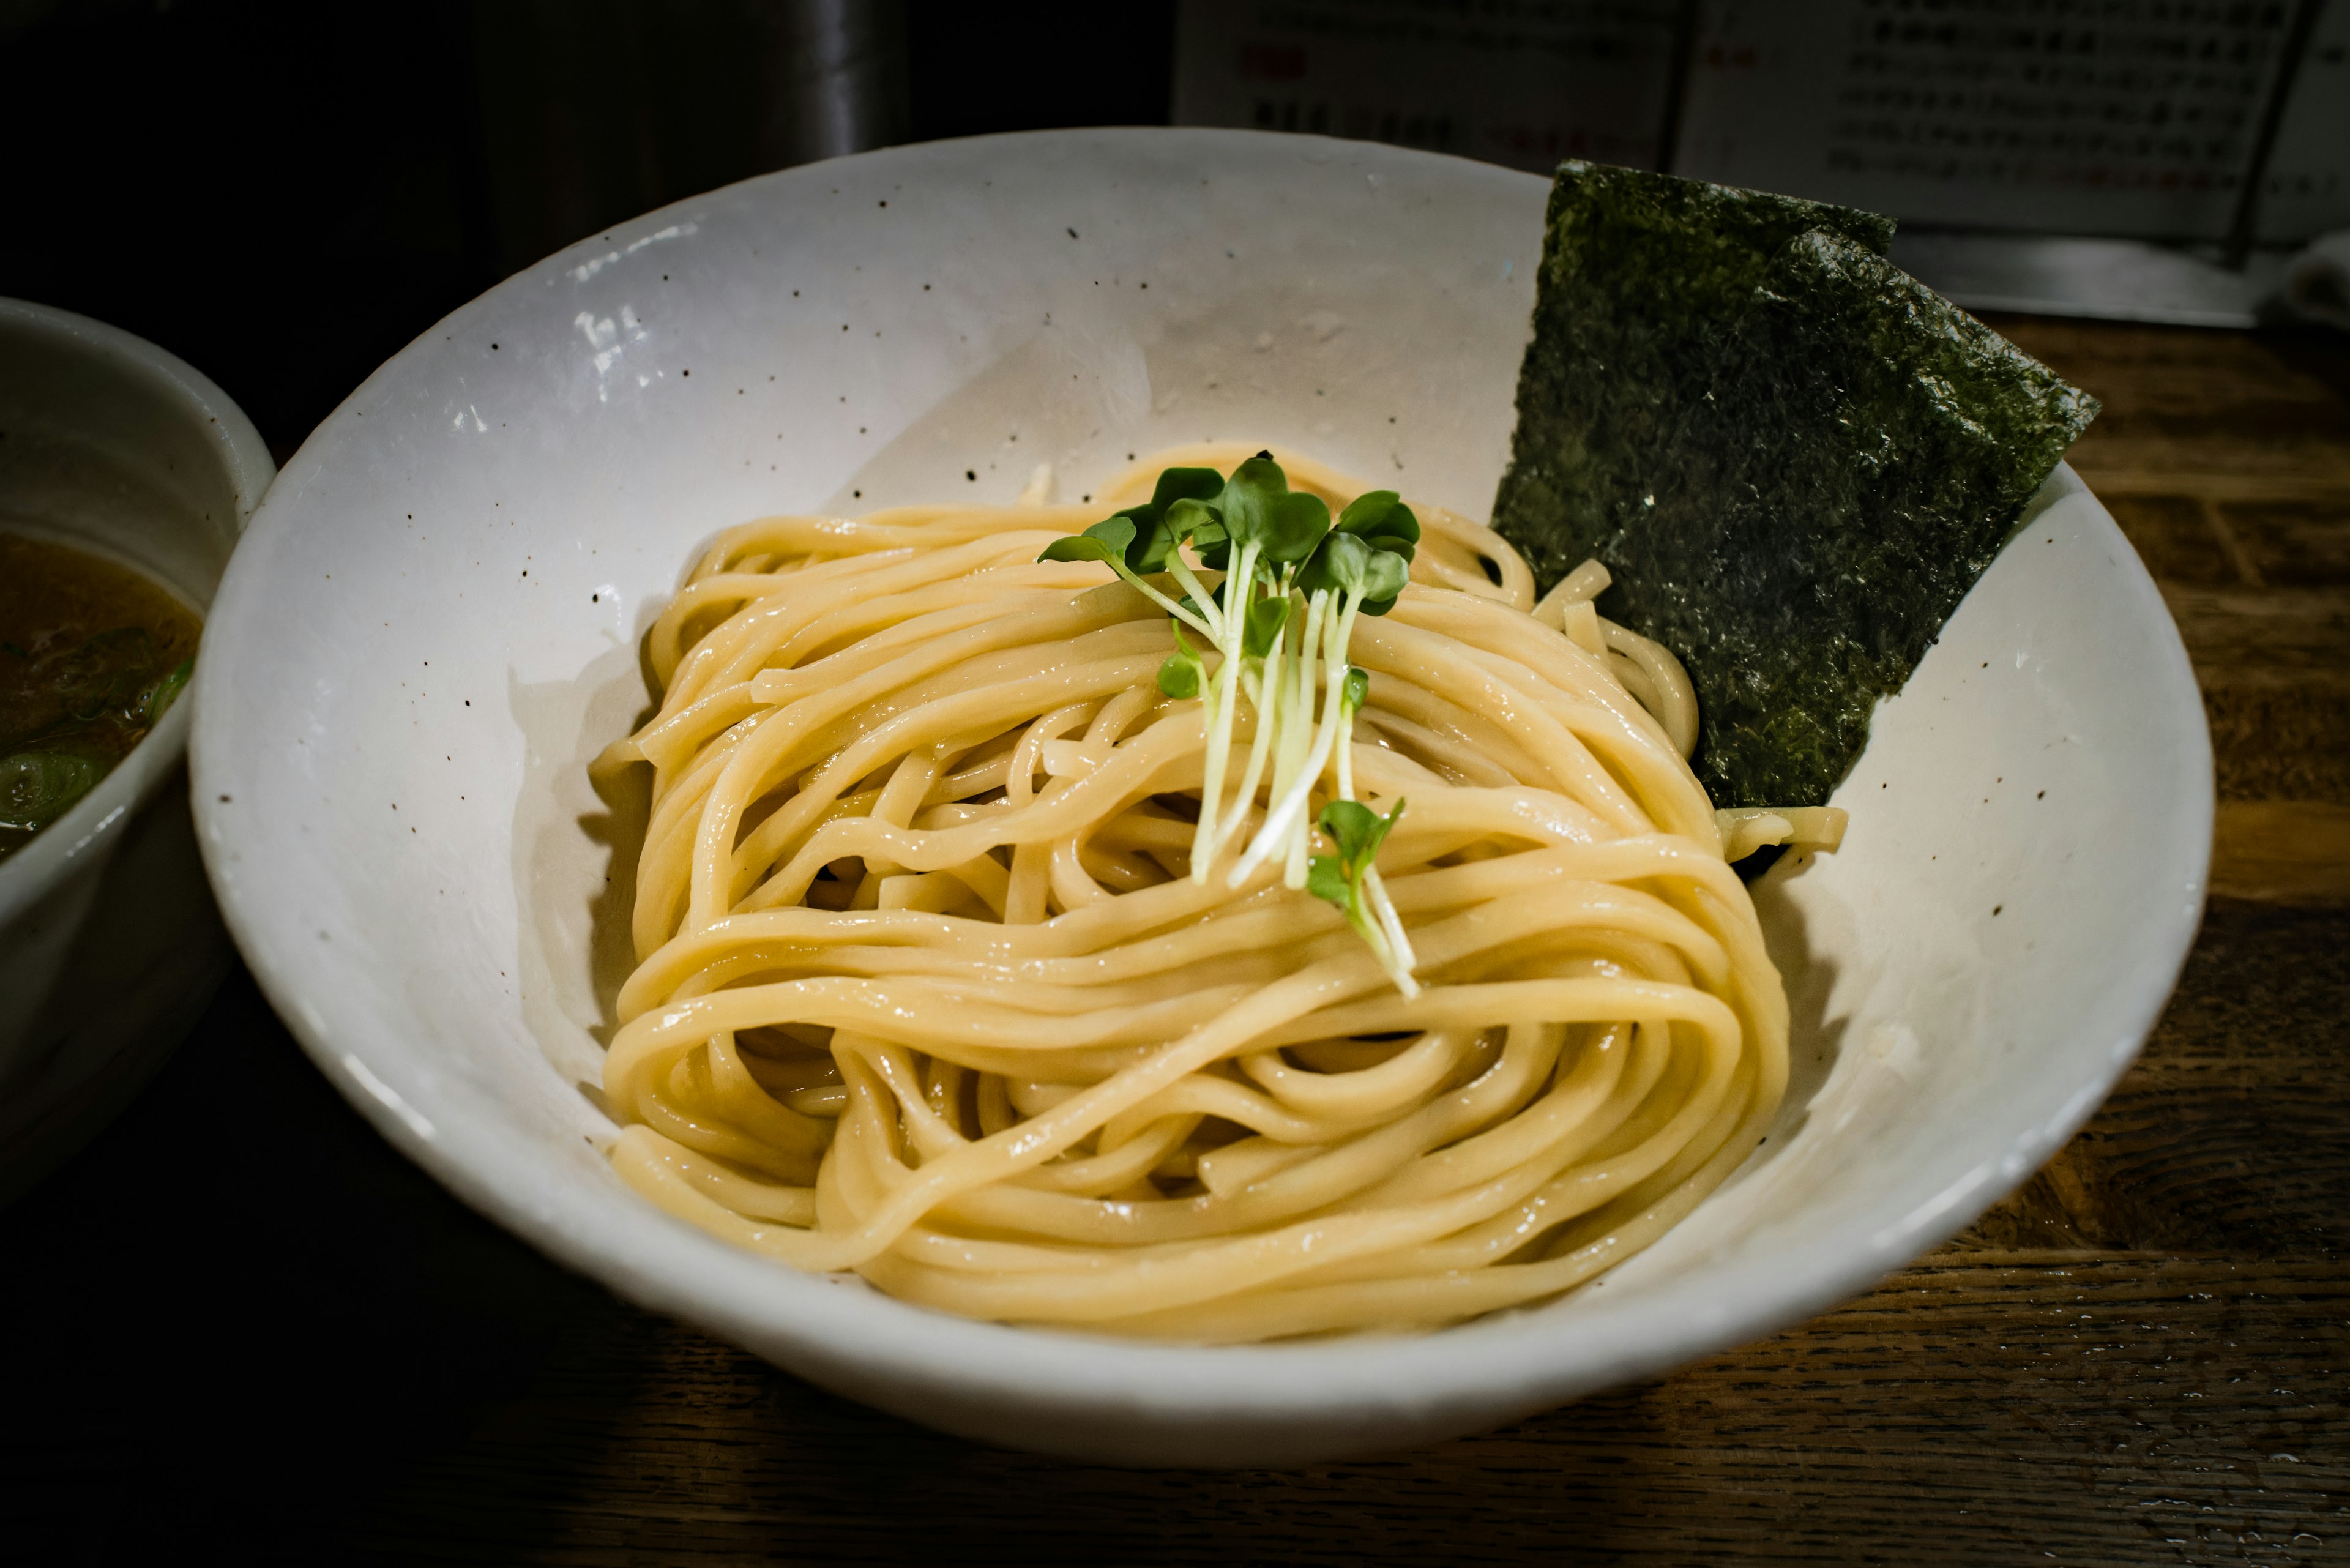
591, 443, 1786, 1338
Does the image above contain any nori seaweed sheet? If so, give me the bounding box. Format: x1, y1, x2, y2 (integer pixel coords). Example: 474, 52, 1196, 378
1490, 162, 2099, 808
1636, 230, 2100, 805
1491, 161, 1897, 596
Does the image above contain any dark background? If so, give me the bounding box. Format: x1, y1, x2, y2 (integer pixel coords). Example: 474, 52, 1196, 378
0, 4, 1181, 1561
0, 0, 1177, 461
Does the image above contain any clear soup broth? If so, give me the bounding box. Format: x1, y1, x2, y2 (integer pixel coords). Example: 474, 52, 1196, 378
0, 533, 202, 864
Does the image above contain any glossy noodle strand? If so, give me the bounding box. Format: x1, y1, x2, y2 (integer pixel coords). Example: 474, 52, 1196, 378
591, 444, 1788, 1341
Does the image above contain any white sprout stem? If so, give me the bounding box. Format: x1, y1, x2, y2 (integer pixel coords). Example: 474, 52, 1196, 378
1233, 587, 1310, 872
1335, 686, 1357, 802
1346, 877, 1416, 998
1209, 580, 1307, 865
1212, 610, 1285, 864
1188, 542, 1258, 881
1143, 581, 1215, 639
1334, 603, 1416, 991
1283, 585, 1329, 887
1296, 595, 1366, 886
1280, 589, 1329, 874
1188, 650, 1237, 880
1163, 555, 1225, 642
1232, 590, 1359, 885
1265, 602, 1308, 831
1226, 590, 1318, 884
1292, 594, 1358, 883
1225, 545, 1259, 664
1106, 559, 1212, 638
1363, 865, 1418, 982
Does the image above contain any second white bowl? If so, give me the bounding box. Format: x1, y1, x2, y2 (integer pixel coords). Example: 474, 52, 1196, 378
0, 299, 273, 1197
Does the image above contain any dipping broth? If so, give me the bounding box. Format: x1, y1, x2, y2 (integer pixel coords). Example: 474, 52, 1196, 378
0, 533, 202, 864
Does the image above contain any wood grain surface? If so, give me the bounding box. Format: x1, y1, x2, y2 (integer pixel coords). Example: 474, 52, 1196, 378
2, 318, 2344, 1567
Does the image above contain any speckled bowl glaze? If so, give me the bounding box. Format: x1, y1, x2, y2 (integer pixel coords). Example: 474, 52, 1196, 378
0, 299, 272, 1199
190, 130, 2211, 1466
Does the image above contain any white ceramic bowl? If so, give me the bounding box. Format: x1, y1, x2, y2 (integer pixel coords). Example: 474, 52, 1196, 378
0, 300, 273, 1198
190, 130, 2210, 1466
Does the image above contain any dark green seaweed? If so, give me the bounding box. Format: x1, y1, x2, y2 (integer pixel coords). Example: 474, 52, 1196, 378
1490, 162, 2098, 808
1491, 160, 1896, 598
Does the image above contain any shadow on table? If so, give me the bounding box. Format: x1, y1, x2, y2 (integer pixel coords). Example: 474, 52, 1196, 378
0, 966, 1710, 1566
0, 971, 630, 1563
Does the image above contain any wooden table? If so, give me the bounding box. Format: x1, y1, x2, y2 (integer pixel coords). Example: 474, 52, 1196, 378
4, 318, 2344, 1566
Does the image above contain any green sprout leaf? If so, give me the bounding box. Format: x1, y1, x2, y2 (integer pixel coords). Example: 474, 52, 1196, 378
1306, 797, 1411, 993
1335, 491, 1420, 561
1157, 623, 1204, 700
1151, 467, 1225, 511
1210, 453, 1329, 567
1343, 665, 1370, 711
1047, 469, 1229, 577
1304, 532, 1408, 613
1119, 512, 1178, 574
1215, 451, 1288, 558
1162, 496, 1226, 571
1040, 507, 1176, 578
1040, 509, 1215, 636
1188, 515, 1229, 558
1261, 490, 1332, 565
1318, 796, 1402, 870
1356, 547, 1410, 616
1243, 595, 1291, 659
1163, 493, 1234, 572
1038, 513, 1138, 567
1296, 529, 1372, 599
1095, 510, 1186, 577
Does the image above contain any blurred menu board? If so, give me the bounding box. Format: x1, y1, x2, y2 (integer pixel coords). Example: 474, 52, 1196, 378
1174, 0, 2350, 245
2258, 0, 2350, 242
1674, 0, 2303, 242
1171, 0, 1687, 175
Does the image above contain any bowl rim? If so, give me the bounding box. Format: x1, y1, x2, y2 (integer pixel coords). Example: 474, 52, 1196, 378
0, 297, 275, 926
187, 127, 2214, 1452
